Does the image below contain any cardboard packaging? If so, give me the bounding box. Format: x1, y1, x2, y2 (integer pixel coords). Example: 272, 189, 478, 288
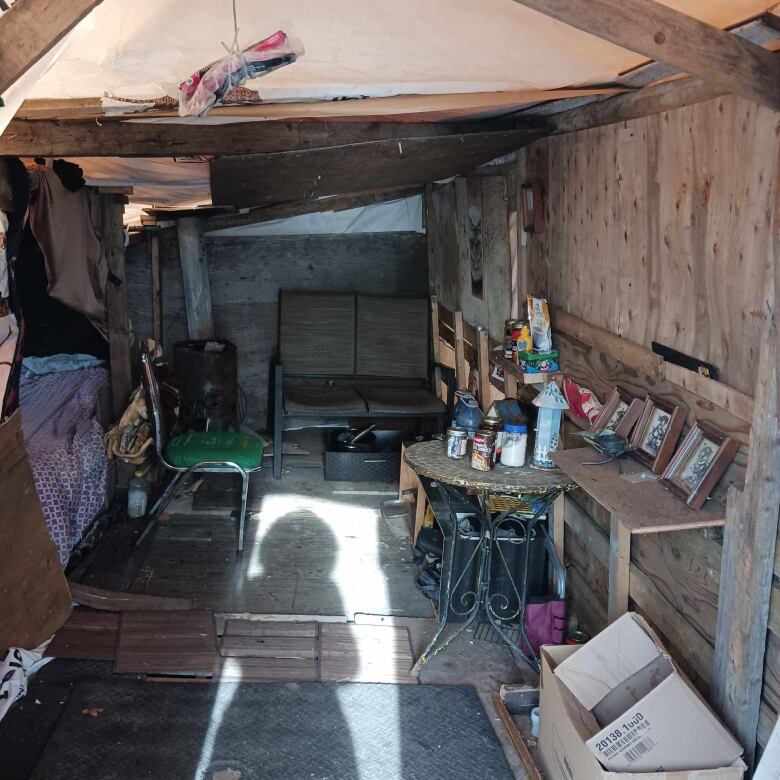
539, 613, 746, 779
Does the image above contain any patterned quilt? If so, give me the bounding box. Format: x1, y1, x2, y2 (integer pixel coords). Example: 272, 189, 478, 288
20, 366, 108, 566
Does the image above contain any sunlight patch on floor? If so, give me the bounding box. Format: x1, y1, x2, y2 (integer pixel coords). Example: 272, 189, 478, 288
245, 493, 396, 618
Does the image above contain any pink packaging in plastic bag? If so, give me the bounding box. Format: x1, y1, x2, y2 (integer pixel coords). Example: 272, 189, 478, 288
179, 30, 300, 117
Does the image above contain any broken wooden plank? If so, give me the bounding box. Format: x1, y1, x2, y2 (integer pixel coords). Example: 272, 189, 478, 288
512, 0, 780, 110
0, 0, 104, 95
68, 582, 194, 612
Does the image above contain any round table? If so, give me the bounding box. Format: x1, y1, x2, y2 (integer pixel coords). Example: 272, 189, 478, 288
404, 439, 575, 673
403, 439, 574, 495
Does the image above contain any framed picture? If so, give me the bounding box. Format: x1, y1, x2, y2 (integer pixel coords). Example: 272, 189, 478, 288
591, 388, 642, 437
629, 396, 685, 473
661, 424, 739, 509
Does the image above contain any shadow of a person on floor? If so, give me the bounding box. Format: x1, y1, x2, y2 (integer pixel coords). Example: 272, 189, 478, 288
197, 512, 362, 780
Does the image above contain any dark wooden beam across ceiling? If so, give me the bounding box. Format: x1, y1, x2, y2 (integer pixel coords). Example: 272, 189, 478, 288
209, 129, 540, 209
511, 0, 780, 110
0, 117, 539, 158
547, 75, 727, 135
0, 0, 104, 95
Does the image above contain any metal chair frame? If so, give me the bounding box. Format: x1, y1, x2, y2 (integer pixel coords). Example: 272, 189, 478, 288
133, 352, 262, 555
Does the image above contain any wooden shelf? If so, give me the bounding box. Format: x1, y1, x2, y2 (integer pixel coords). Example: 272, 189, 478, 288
552, 447, 725, 534
552, 446, 725, 622
491, 354, 561, 386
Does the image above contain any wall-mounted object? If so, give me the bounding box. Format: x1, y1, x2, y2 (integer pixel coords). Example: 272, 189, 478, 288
661, 423, 738, 510
629, 395, 685, 474
520, 182, 545, 234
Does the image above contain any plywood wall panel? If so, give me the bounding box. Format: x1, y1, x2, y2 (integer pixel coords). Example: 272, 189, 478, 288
519, 95, 779, 395
427, 175, 510, 339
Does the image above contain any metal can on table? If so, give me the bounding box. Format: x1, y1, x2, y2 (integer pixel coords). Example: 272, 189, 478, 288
479, 418, 504, 461
471, 429, 496, 471
446, 426, 468, 459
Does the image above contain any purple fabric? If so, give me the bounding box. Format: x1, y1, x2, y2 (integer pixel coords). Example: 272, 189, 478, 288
19, 366, 108, 566
523, 598, 567, 655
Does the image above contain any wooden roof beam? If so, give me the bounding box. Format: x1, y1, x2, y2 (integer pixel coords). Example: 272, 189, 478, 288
0, 0, 104, 95
511, 0, 780, 110
209, 129, 541, 209
547, 75, 726, 136
0, 118, 541, 158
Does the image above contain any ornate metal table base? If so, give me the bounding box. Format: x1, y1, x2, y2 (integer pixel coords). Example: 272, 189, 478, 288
411, 482, 560, 675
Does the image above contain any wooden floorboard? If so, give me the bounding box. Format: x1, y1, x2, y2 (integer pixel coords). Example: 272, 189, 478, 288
220, 635, 318, 659
224, 620, 317, 638
114, 610, 217, 676
45, 609, 119, 661
319, 623, 417, 684
216, 656, 319, 683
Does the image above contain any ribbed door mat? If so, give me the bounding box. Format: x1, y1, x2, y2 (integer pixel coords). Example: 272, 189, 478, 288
31, 678, 513, 780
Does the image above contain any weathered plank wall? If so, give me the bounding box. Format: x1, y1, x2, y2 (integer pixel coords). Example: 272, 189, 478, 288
520, 94, 780, 754
520, 95, 778, 397
126, 231, 428, 427
426, 94, 780, 753
427, 175, 511, 339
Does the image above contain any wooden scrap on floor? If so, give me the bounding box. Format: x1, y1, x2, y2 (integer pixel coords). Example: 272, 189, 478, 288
492, 693, 543, 780
45, 610, 119, 661
68, 582, 194, 612
114, 610, 217, 676
319, 623, 416, 684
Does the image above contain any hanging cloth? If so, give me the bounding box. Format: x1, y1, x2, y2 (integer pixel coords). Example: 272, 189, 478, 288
28, 166, 107, 327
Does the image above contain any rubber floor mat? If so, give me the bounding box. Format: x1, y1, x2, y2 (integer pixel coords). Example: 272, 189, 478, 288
31, 678, 513, 780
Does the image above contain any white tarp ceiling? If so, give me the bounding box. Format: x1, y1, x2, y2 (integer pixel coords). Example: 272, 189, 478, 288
203, 195, 424, 237
3, 0, 774, 216
23, 0, 773, 103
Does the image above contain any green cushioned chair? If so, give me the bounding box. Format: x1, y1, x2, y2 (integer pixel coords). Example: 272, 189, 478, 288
133, 352, 263, 555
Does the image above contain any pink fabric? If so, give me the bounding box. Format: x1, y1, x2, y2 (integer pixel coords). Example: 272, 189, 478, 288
523, 598, 566, 654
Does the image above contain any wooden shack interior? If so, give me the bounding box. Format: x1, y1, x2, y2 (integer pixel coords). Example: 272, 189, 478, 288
0, 1, 778, 777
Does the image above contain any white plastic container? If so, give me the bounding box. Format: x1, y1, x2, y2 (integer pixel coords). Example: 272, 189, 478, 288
500, 422, 528, 467
127, 470, 149, 518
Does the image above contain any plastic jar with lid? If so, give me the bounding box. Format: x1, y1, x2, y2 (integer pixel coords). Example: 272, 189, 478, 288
500, 423, 528, 467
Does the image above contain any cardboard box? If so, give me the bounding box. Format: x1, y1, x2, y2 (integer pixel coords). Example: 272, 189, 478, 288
538, 616, 746, 779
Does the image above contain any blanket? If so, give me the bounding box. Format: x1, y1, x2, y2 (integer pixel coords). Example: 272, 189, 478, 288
20, 366, 108, 566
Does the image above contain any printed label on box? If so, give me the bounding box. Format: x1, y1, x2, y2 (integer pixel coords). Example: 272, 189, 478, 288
593, 712, 657, 767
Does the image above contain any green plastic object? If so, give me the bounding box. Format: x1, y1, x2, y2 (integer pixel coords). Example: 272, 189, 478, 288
164, 430, 263, 470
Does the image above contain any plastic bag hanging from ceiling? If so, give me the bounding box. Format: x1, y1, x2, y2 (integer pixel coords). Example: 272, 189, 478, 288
178, 29, 300, 117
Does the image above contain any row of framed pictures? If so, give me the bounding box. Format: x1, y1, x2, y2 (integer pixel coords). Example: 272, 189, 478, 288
591, 388, 739, 510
